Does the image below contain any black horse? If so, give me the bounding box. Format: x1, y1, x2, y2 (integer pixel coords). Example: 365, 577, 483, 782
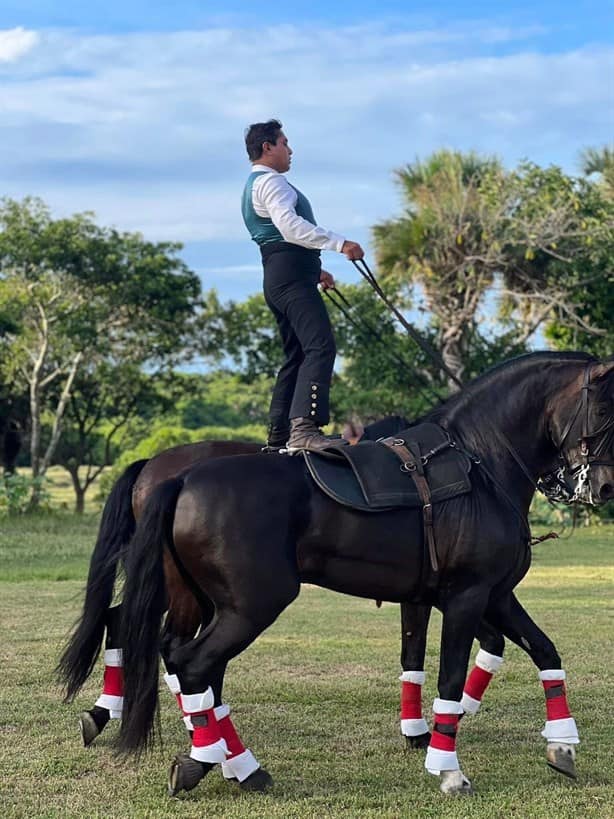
113, 352, 614, 797
61, 417, 514, 755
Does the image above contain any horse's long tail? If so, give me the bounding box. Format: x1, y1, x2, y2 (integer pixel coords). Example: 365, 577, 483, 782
57, 459, 149, 701
117, 476, 185, 755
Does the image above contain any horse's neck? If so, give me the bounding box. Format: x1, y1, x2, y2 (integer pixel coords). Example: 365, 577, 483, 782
444, 368, 566, 507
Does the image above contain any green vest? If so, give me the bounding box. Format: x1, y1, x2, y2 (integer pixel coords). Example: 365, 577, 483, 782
241, 171, 316, 246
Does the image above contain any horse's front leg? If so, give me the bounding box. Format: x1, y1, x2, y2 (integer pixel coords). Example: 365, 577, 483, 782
426, 586, 491, 795
485, 591, 579, 779
399, 601, 432, 749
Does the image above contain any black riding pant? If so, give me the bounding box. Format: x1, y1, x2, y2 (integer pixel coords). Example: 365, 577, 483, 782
261, 242, 336, 429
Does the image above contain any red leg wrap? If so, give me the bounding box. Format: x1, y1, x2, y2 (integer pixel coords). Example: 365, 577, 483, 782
400, 681, 422, 720
192, 709, 222, 748
102, 665, 124, 697
464, 665, 493, 701
218, 715, 246, 758
543, 679, 571, 721
429, 713, 459, 753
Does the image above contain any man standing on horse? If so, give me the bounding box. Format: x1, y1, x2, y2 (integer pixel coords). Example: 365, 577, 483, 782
242, 119, 364, 452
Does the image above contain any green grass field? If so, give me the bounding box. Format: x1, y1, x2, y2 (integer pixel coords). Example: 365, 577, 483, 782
0, 516, 612, 818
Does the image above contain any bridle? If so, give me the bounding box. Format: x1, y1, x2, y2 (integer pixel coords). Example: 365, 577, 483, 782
540, 362, 614, 505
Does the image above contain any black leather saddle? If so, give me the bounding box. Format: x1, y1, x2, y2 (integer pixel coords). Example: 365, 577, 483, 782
303, 422, 472, 512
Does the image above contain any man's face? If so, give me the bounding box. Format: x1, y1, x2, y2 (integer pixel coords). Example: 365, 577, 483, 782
262, 130, 292, 172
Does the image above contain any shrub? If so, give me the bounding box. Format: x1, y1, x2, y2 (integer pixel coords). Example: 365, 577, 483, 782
98, 423, 266, 498
0, 473, 51, 516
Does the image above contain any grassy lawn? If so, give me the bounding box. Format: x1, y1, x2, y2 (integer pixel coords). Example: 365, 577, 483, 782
0, 516, 612, 818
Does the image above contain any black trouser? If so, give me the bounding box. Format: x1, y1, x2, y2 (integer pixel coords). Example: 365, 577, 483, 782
262, 242, 336, 429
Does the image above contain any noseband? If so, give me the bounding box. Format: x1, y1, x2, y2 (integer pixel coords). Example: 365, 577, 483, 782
540, 363, 614, 504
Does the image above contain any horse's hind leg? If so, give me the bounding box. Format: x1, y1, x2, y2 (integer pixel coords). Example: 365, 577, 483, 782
399, 602, 432, 749
79, 605, 122, 747
485, 591, 579, 779
460, 619, 505, 717
167, 582, 298, 797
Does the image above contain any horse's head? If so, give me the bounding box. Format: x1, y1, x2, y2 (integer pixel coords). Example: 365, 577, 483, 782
548, 360, 614, 505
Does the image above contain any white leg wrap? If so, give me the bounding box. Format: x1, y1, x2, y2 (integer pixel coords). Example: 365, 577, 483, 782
400, 670, 426, 684
95, 648, 124, 711
183, 715, 194, 731
103, 648, 123, 666
541, 717, 580, 744
182, 687, 228, 762
181, 688, 215, 714
425, 748, 460, 775
460, 692, 481, 715
433, 698, 464, 715
221, 749, 260, 782
189, 739, 229, 764
401, 718, 430, 737
538, 668, 566, 681
163, 673, 181, 695
214, 704, 231, 721
109, 709, 122, 719
95, 693, 123, 712
475, 649, 503, 674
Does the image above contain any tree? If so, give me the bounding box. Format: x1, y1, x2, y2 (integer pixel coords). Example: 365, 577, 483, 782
579, 145, 614, 193
373, 151, 510, 387
53, 365, 167, 513
0, 198, 201, 507
373, 152, 611, 385
544, 153, 614, 358
495, 162, 612, 348
195, 290, 283, 379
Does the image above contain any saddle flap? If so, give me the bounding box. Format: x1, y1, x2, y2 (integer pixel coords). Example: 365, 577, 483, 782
304, 422, 472, 512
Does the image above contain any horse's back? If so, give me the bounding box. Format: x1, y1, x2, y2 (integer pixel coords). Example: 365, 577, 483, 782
132, 440, 262, 518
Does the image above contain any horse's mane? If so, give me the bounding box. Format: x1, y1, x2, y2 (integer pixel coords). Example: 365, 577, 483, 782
426, 350, 598, 465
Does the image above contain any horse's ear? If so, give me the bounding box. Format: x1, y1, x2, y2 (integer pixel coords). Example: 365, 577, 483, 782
591, 359, 614, 383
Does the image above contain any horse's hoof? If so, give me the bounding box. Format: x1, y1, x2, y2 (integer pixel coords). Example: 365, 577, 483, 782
546, 743, 577, 780
238, 767, 273, 792
79, 707, 110, 747
439, 769, 474, 796
168, 754, 210, 796
405, 731, 431, 750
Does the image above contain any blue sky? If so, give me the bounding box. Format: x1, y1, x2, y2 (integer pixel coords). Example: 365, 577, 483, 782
1, 2, 612, 301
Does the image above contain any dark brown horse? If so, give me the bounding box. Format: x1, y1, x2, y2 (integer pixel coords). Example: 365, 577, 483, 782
59, 416, 528, 750
60, 416, 517, 758
60, 423, 443, 746
112, 352, 614, 797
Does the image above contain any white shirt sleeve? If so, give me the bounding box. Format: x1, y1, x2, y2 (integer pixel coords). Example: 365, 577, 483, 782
253, 172, 345, 252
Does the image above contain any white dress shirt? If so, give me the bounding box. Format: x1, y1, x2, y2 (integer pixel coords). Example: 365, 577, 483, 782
251, 164, 345, 252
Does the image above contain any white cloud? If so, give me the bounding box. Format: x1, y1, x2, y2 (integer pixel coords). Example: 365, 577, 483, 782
0, 27, 39, 63
0, 21, 611, 258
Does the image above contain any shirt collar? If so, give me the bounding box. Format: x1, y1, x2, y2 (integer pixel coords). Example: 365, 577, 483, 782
251, 164, 281, 174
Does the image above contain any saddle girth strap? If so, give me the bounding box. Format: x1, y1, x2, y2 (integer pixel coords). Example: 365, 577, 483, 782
380, 438, 439, 573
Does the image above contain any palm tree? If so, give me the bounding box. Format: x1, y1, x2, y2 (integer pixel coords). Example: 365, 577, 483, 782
579, 146, 614, 194
373, 150, 504, 388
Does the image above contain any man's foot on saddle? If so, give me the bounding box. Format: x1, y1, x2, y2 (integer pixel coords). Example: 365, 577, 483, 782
285, 417, 345, 454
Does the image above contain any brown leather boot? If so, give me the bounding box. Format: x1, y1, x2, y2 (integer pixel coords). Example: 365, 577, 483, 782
261, 424, 290, 453
286, 417, 337, 454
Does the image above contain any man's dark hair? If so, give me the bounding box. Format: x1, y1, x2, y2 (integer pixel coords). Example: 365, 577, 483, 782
244, 119, 283, 161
